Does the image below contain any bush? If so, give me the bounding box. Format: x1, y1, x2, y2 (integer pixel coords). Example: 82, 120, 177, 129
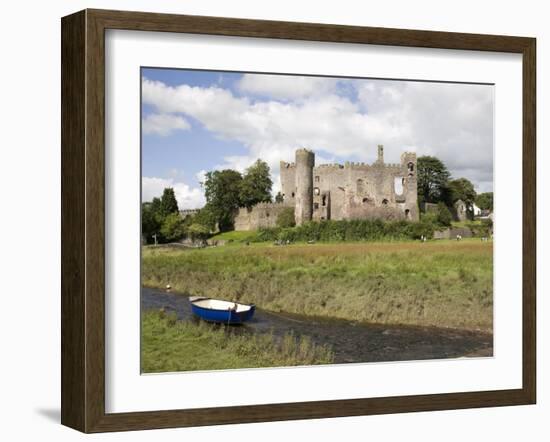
276, 208, 296, 228
187, 223, 210, 241
251, 219, 437, 243
159, 213, 186, 242
436, 202, 453, 227
255, 227, 281, 242
466, 219, 493, 238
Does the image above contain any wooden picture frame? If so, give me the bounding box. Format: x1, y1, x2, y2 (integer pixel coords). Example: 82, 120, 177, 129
61, 8, 536, 433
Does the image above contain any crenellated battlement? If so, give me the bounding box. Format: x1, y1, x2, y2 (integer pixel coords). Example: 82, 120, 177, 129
341, 161, 405, 171
315, 163, 344, 169
274, 146, 419, 228
280, 161, 296, 169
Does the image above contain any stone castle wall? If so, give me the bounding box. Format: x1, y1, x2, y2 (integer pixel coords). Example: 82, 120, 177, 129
234, 202, 293, 231
236, 146, 419, 231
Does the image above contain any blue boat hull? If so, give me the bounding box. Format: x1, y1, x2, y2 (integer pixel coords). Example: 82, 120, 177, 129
191, 302, 256, 324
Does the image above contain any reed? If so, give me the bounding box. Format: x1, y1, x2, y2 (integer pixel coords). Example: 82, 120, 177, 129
141, 310, 334, 373
142, 239, 493, 331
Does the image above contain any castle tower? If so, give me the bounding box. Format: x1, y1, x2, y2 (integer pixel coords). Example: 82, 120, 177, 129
400, 151, 419, 221
294, 148, 315, 225
377, 145, 384, 163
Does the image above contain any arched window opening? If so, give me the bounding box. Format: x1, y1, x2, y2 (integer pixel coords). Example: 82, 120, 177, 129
382, 199, 389, 205
394, 177, 404, 195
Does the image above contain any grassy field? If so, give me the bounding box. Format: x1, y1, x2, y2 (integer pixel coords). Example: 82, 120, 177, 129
142, 239, 493, 331
209, 230, 259, 242
141, 310, 334, 372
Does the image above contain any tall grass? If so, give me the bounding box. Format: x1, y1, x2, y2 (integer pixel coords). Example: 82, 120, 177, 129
142, 239, 493, 331
141, 310, 334, 373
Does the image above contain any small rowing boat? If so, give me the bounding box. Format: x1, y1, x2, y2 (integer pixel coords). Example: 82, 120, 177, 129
189, 296, 256, 324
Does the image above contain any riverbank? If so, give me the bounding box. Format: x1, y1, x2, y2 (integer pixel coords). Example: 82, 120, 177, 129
142, 310, 333, 372
142, 239, 493, 331
142, 287, 493, 372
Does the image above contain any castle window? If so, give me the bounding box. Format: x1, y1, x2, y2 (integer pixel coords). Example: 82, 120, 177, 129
314, 203, 319, 210
405, 209, 411, 220
408, 162, 414, 172
314, 187, 320, 195
394, 177, 404, 195
362, 197, 370, 204
322, 195, 327, 206
291, 192, 295, 198
315, 176, 320, 182
382, 199, 389, 205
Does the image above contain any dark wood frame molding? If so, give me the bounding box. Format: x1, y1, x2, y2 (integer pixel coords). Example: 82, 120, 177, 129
61, 9, 536, 433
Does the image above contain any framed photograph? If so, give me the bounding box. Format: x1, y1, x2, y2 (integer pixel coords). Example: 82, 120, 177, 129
61, 9, 536, 433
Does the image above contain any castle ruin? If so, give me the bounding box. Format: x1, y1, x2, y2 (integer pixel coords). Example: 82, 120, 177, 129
234, 146, 418, 231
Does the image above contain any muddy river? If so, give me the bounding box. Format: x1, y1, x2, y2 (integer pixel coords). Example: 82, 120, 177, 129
142, 287, 493, 364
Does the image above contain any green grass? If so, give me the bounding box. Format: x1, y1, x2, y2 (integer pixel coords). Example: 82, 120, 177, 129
141, 310, 334, 373
451, 220, 482, 228
209, 230, 259, 242
142, 239, 493, 331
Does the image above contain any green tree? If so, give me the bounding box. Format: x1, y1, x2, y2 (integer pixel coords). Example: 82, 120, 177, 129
150, 197, 162, 218
160, 212, 186, 242
204, 169, 243, 231
446, 178, 477, 206
239, 159, 273, 208
159, 187, 179, 217
476, 192, 493, 211
275, 191, 284, 203
187, 223, 210, 241
436, 202, 453, 227
193, 206, 217, 232
417, 156, 451, 205
276, 207, 296, 228
141, 202, 161, 243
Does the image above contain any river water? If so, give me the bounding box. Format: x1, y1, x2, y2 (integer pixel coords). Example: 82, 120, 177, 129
142, 287, 493, 364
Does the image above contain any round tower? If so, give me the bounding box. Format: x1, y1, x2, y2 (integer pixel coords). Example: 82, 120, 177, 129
400, 151, 419, 221
294, 148, 315, 225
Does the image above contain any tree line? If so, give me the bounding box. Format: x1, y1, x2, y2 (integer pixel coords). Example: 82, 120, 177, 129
417, 155, 493, 226
141, 159, 273, 244
142, 155, 493, 244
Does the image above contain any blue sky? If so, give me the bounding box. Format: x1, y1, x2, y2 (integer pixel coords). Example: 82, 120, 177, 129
141, 68, 494, 210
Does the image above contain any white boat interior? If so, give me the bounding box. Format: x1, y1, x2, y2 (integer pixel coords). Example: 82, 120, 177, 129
192, 298, 252, 313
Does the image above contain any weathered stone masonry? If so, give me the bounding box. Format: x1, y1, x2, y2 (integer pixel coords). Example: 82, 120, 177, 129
234, 146, 419, 230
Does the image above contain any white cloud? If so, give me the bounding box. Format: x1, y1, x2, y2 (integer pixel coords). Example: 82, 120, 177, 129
142, 113, 190, 136
195, 169, 207, 185
142, 76, 493, 191
142, 176, 205, 210
237, 74, 337, 100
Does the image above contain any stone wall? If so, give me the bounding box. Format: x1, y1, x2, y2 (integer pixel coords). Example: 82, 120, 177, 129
234, 202, 293, 231
452, 199, 471, 222
433, 227, 473, 240
236, 147, 419, 231
280, 147, 419, 223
